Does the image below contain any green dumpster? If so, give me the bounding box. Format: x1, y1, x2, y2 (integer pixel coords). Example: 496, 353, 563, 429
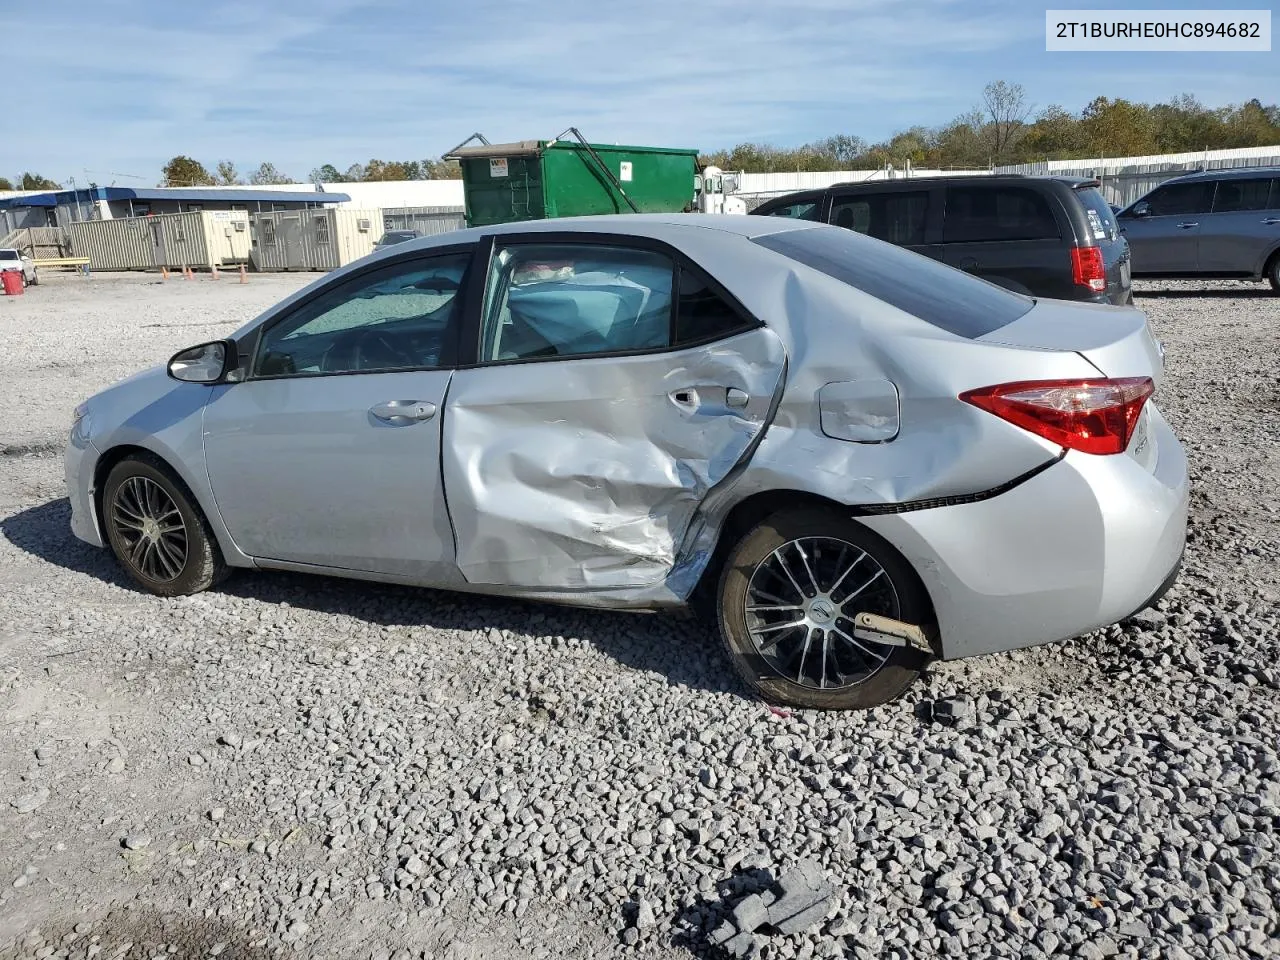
447, 134, 700, 227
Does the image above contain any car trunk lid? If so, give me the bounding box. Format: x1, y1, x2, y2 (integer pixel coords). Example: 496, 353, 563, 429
975, 298, 1164, 468
976, 298, 1163, 384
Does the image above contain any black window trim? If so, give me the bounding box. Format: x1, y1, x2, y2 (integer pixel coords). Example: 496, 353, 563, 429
453, 231, 765, 370
241, 241, 479, 383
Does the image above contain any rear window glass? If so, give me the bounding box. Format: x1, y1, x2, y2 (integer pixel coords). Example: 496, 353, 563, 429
0, 250, 19, 260
1074, 186, 1118, 242
754, 226, 1032, 339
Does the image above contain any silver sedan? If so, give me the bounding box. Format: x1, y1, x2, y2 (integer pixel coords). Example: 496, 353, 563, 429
65, 214, 1189, 709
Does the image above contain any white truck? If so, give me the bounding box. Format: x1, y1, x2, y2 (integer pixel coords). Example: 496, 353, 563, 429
0, 248, 38, 286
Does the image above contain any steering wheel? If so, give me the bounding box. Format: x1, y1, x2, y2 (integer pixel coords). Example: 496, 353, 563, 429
355, 331, 407, 370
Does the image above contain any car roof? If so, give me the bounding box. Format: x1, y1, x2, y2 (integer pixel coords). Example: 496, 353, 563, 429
823, 174, 1093, 189
387, 213, 816, 255
1162, 165, 1280, 183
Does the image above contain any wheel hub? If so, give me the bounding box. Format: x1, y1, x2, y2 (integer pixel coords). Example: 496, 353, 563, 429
805, 596, 838, 625
743, 536, 902, 690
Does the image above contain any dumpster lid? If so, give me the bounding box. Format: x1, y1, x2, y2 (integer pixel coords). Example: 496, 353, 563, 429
447, 140, 543, 160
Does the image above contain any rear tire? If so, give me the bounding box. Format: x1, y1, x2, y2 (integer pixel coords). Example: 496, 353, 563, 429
28, 269, 38, 286
102, 455, 227, 597
1266, 253, 1280, 293
716, 509, 933, 710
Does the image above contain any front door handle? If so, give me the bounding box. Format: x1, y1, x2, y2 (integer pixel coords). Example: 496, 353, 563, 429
1176, 221, 1199, 229
370, 400, 436, 423
1262, 217, 1280, 225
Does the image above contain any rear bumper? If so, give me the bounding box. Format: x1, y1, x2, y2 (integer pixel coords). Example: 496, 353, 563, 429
860, 405, 1189, 661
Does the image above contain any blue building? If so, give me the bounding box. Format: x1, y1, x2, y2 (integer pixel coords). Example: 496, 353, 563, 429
0, 185, 349, 233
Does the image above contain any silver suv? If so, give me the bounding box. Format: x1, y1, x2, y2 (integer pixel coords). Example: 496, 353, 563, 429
1117, 167, 1280, 291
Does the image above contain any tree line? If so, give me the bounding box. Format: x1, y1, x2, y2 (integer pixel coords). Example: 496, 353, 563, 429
5, 83, 1278, 191
699, 82, 1280, 172
154, 155, 462, 188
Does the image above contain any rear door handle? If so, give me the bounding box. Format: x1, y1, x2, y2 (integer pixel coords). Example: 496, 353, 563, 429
370, 400, 436, 423
670, 387, 751, 412
1176, 221, 1199, 229
1262, 217, 1280, 225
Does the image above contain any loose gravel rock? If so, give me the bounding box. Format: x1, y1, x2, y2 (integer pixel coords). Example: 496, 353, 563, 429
1, 273, 1278, 959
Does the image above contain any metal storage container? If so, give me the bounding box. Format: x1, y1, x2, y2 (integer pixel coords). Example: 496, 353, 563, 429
447, 130, 699, 227
250, 209, 380, 271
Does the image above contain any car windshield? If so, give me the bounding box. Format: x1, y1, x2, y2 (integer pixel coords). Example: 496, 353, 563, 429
754, 225, 1032, 338
0, 250, 19, 260
1074, 186, 1119, 242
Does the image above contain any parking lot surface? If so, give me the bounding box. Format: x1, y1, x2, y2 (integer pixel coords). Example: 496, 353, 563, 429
1, 272, 1277, 959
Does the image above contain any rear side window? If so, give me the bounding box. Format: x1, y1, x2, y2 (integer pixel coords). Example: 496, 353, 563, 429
1074, 186, 1118, 242
943, 186, 1061, 243
830, 191, 929, 245
760, 200, 820, 220
674, 267, 756, 345
1143, 181, 1215, 216
1212, 179, 1274, 213
754, 226, 1033, 339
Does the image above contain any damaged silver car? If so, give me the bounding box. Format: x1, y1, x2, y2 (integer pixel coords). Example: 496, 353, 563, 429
65, 215, 1189, 709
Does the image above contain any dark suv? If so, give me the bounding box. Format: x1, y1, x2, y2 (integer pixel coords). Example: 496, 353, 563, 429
751, 175, 1133, 305
1116, 167, 1280, 291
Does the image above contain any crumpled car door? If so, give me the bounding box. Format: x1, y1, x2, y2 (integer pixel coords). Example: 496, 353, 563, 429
442, 328, 787, 590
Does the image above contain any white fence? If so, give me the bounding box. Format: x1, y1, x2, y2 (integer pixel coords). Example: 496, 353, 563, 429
995, 144, 1280, 206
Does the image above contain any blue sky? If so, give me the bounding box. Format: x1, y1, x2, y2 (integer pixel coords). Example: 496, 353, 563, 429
3, 0, 1276, 185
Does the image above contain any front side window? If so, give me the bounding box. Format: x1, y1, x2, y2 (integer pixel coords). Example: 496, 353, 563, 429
831, 191, 929, 245
480, 244, 674, 362
943, 186, 1061, 243
1142, 182, 1215, 217
762, 200, 820, 220
255, 253, 470, 377
1211, 178, 1273, 213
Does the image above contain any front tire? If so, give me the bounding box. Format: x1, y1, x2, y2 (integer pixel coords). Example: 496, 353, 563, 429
102, 456, 226, 596
28, 269, 38, 286
1266, 253, 1280, 293
717, 509, 933, 710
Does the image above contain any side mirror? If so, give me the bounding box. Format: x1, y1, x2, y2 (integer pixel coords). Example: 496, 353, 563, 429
167, 340, 235, 384
1130, 202, 1151, 218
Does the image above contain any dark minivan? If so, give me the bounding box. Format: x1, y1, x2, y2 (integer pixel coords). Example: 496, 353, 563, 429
751, 175, 1133, 305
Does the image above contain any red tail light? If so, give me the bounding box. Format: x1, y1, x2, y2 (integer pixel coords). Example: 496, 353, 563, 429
960, 378, 1154, 455
1071, 246, 1106, 292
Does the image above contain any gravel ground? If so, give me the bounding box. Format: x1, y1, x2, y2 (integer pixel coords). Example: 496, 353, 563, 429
1, 271, 1277, 960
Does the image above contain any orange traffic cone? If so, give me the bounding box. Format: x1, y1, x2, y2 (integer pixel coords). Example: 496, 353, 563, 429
239, 264, 247, 284
161, 266, 169, 280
